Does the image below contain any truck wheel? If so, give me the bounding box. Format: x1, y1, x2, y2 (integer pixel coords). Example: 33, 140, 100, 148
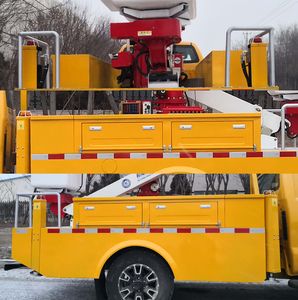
95, 271, 108, 300
106, 249, 174, 300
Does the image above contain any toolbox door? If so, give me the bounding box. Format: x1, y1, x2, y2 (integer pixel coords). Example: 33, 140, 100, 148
149, 201, 219, 226
81, 122, 163, 151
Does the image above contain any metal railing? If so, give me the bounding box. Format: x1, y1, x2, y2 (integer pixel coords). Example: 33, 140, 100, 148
18, 31, 61, 89
225, 27, 275, 88
15, 192, 62, 228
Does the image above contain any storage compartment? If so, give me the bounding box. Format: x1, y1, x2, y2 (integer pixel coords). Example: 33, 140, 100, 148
82, 122, 163, 151
149, 201, 219, 226
77, 202, 143, 226
172, 120, 257, 151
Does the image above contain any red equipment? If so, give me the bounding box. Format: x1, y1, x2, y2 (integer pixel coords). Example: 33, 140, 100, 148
43, 193, 73, 218
111, 18, 181, 88
283, 102, 298, 138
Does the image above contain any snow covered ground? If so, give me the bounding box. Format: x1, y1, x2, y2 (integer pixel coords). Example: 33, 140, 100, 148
0, 267, 297, 300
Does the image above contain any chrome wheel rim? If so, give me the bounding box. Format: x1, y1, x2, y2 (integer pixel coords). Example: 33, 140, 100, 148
118, 263, 159, 300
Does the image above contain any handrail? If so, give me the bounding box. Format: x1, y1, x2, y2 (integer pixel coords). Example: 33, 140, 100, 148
18, 31, 60, 89
225, 27, 275, 88
15, 192, 62, 228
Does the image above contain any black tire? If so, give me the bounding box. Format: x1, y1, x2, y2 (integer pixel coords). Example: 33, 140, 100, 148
95, 271, 108, 300
106, 249, 174, 300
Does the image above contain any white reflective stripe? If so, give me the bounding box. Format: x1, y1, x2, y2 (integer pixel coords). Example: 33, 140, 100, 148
32, 154, 48, 160
85, 228, 98, 234
111, 228, 124, 234
164, 228, 177, 233
263, 151, 280, 158
130, 153, 147, 159
250, 228, 265, 234
191, 228, 206, 234
220, 228, 235, 234
60, 228, 72, 234
16, 228, 28, 234
65, 154, 81, 160
196, 152, 213, 158
97, 153, 114, 159
229, 152, 246, 158
163, 153, 180, 159
136, 228, 150, 234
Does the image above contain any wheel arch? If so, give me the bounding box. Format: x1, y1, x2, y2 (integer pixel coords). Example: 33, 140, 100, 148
94, 240, 177, 279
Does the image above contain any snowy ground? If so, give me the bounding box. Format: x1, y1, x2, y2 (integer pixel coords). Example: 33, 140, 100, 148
0, 267, 297, 300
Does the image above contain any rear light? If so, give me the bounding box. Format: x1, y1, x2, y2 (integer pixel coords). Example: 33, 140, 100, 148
253, 37, 263, 43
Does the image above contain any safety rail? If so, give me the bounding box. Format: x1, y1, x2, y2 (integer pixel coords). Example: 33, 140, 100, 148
225, 27, 275, 88
18, 31, 61, 89
15, 192, 62, 228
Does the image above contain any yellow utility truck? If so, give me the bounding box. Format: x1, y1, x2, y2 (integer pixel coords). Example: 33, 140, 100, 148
11, 173, 298, 300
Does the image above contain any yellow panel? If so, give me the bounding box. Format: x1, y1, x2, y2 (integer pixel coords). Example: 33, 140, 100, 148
149, 201, 219, 226
225, 195, 265, 228
81, 122, 163, 151
0, 91, 8, 173
30, 116, 75, 154
77, 202, 143, 226
12, 228, 32, 269
16, 117, 31, 174
52, 54, 120, 89
22, 46, 38, 89
172, 120, 257, 151
265, 195, 281, 273
251, 43, 268, 88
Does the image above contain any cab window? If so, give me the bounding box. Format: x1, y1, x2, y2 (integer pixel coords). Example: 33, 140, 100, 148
173, 45, 200, 63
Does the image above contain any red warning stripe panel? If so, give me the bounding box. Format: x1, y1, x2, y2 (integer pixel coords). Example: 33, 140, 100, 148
48, 154, 65, 160
72, 228, 85, 233
150, 228, 164, 233
177, 228, 191, 233
235, 228, 250, 234
280, 151, 297, 157
213, 152, 230, 158
205, 228, 220, 233
81, 153, 97, 159
180, 152, 196, 158
246, 152, 263, 158
47, 228, 60, 233
97, 228, 111, 233
124, 228, 137, 233
147, 153, 163, 159
114, 153, 131, 159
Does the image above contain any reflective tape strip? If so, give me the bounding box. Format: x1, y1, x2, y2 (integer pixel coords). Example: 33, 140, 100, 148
46, 227, 265, 234
32, 151, 298, 161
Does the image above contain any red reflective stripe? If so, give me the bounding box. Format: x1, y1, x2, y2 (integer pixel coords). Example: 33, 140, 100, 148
213, 152, 229, 158
180, 152, 196, 158
150, 228, 163, 233
280, 151, 297, 157
124, 228, 137, 233
147, 153, 163, 159
48, 154, 65, 160
247, 152, 263, 158
81, 153, 97, 159
48, 229, 60, 233
114, 153, 130, 159
72, 229, 85, 233
177, 228, 191, 233
235, 228, 250, 233
98, 228, 111, 233
205, 228, 220, 233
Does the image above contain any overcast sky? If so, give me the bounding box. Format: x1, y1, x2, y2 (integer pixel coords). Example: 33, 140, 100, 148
72, 0, 298, 56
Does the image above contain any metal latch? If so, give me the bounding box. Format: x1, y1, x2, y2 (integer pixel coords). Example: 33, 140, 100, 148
89, 126, 102, 131
200, 204, 211, 209
126, 205, 137, 210
180, 125, 193, 130
233, 124, 246, 129
156, 205, 167, 209
142, 125, 155, 130
84, 206, 95, 211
